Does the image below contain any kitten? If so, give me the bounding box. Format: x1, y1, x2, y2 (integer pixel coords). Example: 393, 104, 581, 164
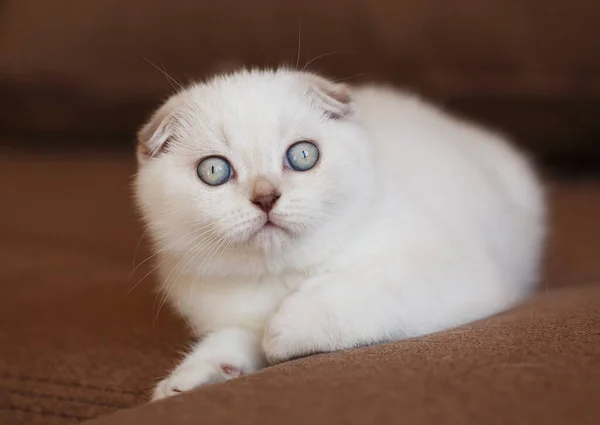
134, 68, 546, 401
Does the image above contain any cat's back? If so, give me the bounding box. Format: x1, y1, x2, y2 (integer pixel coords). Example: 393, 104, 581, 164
350, 84, 542, 215
350, 84, 545, 287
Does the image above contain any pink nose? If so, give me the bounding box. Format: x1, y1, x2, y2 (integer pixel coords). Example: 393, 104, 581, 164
252, 192, 280, 213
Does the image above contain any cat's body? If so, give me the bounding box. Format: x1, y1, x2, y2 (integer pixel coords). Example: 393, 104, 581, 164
135, 69, 545, 401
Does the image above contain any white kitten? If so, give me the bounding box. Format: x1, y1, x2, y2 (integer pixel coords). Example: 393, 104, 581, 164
134, 68, 546, 401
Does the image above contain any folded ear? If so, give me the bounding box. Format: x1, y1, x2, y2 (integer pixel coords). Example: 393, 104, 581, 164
136, 96, 181, 163
303, 73, 354, 120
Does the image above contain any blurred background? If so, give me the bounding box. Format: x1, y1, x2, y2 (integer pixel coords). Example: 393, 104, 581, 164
1, 0, 600, 174
1, 2, 600, 424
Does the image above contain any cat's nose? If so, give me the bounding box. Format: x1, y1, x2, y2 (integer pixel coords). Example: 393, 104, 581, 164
252, 192, 280, 213
251, 176, 280, 213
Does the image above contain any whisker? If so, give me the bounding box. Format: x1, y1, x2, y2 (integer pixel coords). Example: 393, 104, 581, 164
125, 254, 171, 299
155, 227, 223, 298
153, 223, 238, 324
333, 72, 365, 83
160, 60, 179, 92
159, 227, 221, 295
295, 20, 302, 70
143, 56, 183, 91
129, 222, 218, 280
130, 228, 148, 277
302, 51, 356, 72
187, 222, 243, 302
125, 223, 221, 299
195, 231, 231, 272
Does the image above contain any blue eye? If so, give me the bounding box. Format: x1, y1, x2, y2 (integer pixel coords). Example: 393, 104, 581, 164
197, 156, 232, 186
286, 141, 319, 171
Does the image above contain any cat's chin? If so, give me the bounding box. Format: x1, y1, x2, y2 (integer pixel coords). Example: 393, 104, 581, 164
247, 222, 292, 252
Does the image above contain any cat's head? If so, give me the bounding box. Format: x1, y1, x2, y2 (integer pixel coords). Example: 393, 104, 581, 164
134, 68, 373, 271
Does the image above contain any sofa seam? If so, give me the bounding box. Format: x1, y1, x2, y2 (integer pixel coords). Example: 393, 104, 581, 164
0, 404, 88, 421
0, 372, 141, 396
0, 387, 130, 409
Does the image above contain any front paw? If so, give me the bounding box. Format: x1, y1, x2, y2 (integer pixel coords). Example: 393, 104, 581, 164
262, 291, 336, 365
151, 360, 243, 401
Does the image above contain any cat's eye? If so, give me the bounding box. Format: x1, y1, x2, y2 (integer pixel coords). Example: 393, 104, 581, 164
197, 156, 232, 186
286, 141, 319, 171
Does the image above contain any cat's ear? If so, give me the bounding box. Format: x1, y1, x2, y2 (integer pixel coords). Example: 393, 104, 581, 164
136, 96, 181, 163
304, 74, 354, 120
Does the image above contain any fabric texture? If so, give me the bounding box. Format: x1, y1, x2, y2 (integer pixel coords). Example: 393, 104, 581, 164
0, 153, 599, 424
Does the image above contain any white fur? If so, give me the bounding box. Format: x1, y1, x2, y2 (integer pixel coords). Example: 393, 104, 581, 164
134, 68, 546, 401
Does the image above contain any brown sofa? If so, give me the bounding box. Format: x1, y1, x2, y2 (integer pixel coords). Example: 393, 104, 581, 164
1, 1, 599, 424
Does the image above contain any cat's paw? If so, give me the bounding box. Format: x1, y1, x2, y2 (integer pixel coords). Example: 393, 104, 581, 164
262, 290, 336, 364
151, 360, 243, 401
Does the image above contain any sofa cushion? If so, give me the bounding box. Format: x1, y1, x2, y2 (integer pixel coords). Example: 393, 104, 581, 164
85, 283, 600, 425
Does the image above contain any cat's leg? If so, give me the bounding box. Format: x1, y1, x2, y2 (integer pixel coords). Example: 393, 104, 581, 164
263, 257, 514, 364
152, 327, 264, 401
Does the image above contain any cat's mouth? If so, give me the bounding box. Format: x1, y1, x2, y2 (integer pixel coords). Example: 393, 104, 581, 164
246, 214, 294, 243
263, 219, 284, 231
255, 217, 289, 235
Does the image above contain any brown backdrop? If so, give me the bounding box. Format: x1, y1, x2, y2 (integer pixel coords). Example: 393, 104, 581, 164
1, 0, 600, 165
